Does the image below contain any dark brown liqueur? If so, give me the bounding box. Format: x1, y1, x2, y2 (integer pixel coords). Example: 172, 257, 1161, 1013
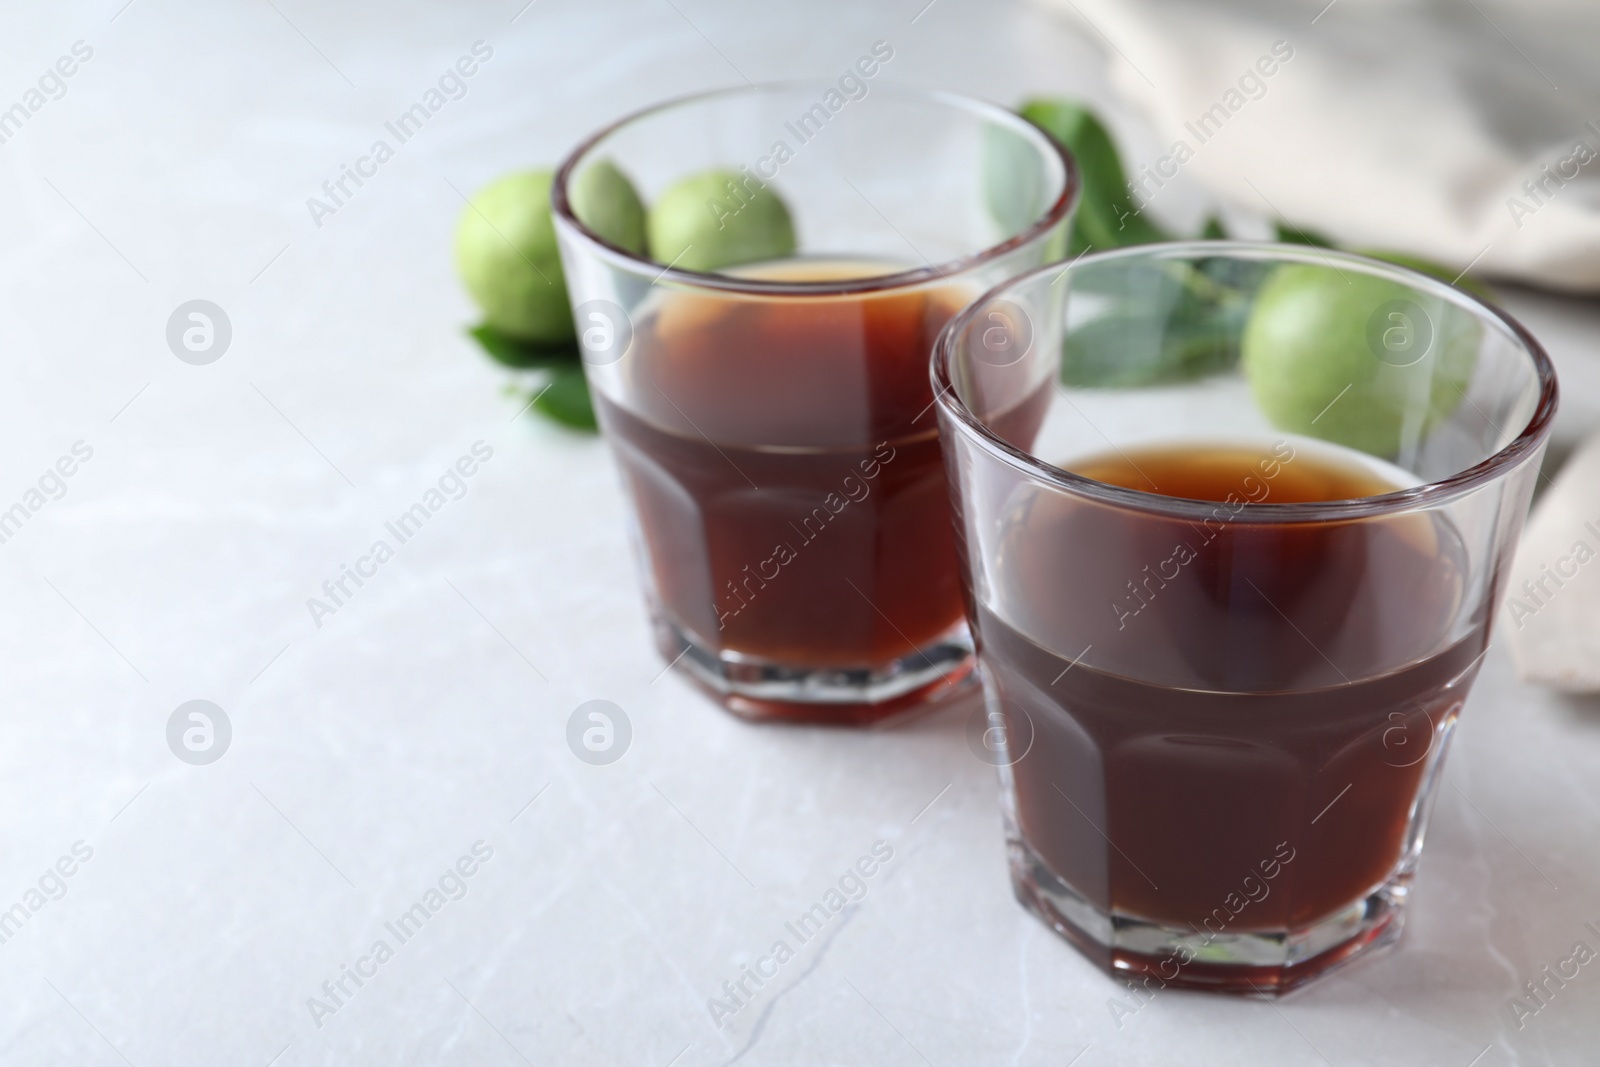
598, 261, 1043, 715
978, 440, 1481, 937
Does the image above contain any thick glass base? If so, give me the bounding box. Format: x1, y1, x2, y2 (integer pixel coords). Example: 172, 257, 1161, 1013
655, 616, 976, 726
1008, 834, 1409, 995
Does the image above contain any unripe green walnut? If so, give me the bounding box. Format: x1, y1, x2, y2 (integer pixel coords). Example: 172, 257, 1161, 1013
1241, 264, 1479, 458
455, 170, 573, 344
646, 169, 797, 273
570, 159, 648, 256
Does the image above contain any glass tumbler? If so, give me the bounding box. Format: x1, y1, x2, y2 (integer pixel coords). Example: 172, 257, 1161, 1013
934, 243, 1556, 992
553, 83, 1076, 724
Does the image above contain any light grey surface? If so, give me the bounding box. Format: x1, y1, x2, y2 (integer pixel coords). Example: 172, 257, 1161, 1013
1, 1, 1599, 1065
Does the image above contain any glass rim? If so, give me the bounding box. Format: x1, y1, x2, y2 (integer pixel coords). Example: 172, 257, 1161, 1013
932, 240, 1560, 523
550, 81, 1080, 296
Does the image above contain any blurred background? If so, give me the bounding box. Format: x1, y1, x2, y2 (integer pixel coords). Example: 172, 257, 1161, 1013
0, 1, 1597, 1064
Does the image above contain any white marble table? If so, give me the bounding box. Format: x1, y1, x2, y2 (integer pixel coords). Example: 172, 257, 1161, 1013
2, 1, 1598, 1064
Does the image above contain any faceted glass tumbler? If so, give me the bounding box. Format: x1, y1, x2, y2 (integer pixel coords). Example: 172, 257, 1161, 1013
933, 243, 1557, 992
552, 84, 1077, 724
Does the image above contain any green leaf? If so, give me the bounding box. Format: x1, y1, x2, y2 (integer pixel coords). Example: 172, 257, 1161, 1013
469, 323, 580, 370
1019, 98, 1171, 256
1273, 221, 1336, 248
470, 323, 598, 432
1199, 215, 1228, 240
983, 124, 1050, 237
1360, 248, 1495, 302
531, 365, 598, 432
1061, 256, 1271, 387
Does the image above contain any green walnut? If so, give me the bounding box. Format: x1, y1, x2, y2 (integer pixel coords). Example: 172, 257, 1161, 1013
646, 169, 796, 273
570, 159, 648, 256
1241, 264, 1479, 457
454, 170, 573, 345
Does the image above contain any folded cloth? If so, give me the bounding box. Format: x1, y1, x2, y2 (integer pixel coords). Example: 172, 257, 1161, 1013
1040, 0, 1600, 293
1505, 432, 1600, 691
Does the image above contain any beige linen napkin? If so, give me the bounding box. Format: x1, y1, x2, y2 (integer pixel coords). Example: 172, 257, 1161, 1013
1039, 0, 1600, 293
1505, 432, 1600, 690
